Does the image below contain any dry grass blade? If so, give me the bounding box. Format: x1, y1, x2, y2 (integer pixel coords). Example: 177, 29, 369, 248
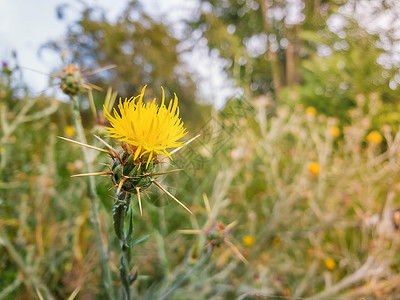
178, 229, 203, 234
203, 193, 212, 219
35, 289, 44, 300
67, 287, 81, 300
88, 90, 98, 120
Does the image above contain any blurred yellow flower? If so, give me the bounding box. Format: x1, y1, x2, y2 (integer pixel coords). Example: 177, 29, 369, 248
105, 86, 187, 167
272, 237, 281, 245
242, 235, 255, 247
367, 130, 382, 144
308, 162, 320, 176
64, 125, 75, 136
324, 258, 336, 270
306, 106, 317, 116
330, 126, 340, 138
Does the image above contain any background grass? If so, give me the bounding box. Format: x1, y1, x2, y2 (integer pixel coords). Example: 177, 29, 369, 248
2, 77, 400, 299
2, 0, 400, 299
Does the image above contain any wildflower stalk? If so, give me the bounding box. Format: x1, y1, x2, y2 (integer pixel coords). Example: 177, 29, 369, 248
69, 95, 115, 300
113, 190, 135, 300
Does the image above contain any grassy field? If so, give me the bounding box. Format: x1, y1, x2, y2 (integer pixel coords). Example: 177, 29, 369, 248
2, 63, 400, 300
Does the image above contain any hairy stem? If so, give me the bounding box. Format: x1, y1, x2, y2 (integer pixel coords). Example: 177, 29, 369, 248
114, 190, 133, 300
70, 95, 115, 300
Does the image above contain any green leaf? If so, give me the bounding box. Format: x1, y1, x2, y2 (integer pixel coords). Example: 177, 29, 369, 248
113, 200, 126, 240
119, 256, 131, 295
130, 235, 149, 248
125, 209, 134, 243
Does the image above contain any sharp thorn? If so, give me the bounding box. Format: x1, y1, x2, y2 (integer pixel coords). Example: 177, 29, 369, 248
93, 135, 120, 159
58, 136, 111, 154
225, 220, 238, 231
167, 134, 200, 157
143, 190, 151, 200
116, 177, 127, 195
152, 180, 192, 214
20, 66, 58, 78
136, 187, 143, 216
71, 171, 112, 177
224, 238, 248, 264
82, 82, 103, 91
82, 64, 117, 77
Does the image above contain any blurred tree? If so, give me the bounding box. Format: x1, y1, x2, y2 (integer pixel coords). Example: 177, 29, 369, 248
283, 19, 399, 124
187, 0, 343, 99
44, 0, 210, 129
186, 0, 400, 126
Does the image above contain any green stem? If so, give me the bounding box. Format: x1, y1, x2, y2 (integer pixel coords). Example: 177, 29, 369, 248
114, 190, 133, 300
70, 96, 115, 300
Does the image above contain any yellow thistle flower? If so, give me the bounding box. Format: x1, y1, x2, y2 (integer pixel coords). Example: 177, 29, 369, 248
330, 126, 340, 138
242, 235, 255, 248
367, 130, 382, 144
64, 125, 75, 136
324, 258, 336, 270
105, 86, 187, 167
306, 106, 317, 116
308, 162, 320, 176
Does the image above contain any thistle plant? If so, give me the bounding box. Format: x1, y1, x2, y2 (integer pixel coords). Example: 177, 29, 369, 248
58, 64, 115, 299
61, 86, 196, 299
180, 194, 248, 265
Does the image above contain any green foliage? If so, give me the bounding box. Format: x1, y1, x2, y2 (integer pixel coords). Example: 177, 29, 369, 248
45, 0, 209, 128
2, 63, 400, 298
3, 0, 400, 299
189, 0, 400, 127
280, 20, 399, 126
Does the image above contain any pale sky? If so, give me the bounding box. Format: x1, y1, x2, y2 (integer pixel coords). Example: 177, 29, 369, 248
0, 0, 128, 94
0, 0, 234, 107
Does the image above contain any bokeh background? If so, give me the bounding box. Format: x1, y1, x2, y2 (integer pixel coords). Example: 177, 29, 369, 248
2, 0, 400, 299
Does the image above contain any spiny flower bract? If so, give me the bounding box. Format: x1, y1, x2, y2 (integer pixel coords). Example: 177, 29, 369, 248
105, 86, 187, 166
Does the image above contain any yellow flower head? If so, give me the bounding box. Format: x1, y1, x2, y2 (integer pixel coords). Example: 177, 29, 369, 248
105, 86, 187, 166
367, 130, 382, 145
306, 106, 317, 116
64, 125, 76, 137
308, 162, 320, 176
324, 258, 336, 270
330, 126, 340, 138
242, 235, 255, 248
